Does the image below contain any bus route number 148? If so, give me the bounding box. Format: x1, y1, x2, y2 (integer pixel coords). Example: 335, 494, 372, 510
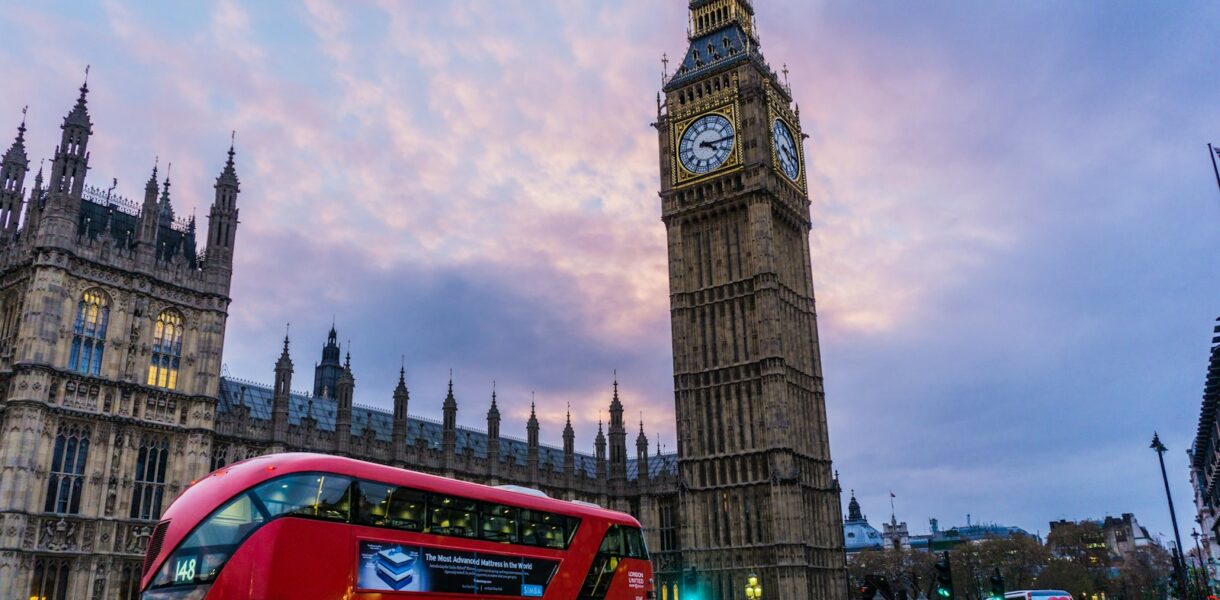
173, 558, 198, 583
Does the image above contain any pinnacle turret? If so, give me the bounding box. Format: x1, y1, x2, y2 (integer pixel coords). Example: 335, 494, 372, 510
158, 169, 175, 227
1, 107, 31, 232
217, 132, 239, 188
63, 72, 91, 130
3, 107, 28, 167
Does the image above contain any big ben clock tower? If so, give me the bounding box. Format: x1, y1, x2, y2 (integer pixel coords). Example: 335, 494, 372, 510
657, 1, 848, 599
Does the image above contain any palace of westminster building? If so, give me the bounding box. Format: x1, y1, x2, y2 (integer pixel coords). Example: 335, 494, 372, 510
0, 2, 847, 599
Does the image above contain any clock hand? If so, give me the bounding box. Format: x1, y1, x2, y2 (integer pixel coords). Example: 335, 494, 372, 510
699, 135, 735, 148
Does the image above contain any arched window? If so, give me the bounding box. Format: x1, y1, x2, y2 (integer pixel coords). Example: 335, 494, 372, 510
210, 442, 231, 472
147, 309, 183, 390
130, 436, 169, 520
68, 289, 109, 376
29, 557, 72, 600
44, 423, 90, 514
118, 561, 142, 600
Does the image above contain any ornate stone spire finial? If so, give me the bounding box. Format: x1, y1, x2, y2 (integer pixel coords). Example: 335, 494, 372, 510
79, 65, 90, 102
16, 105, 27, 143
219, 130, 238, 183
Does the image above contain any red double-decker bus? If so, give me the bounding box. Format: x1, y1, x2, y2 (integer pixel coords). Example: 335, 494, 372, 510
140, 453, 654, 600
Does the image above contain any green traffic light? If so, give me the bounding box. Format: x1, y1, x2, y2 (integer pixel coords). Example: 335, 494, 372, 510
937, 588, 951, 597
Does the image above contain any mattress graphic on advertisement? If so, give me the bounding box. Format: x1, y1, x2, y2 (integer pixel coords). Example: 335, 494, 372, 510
374, 547, 417, 590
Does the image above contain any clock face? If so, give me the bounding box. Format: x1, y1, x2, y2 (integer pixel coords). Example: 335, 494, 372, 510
773, 118, 800, 180
678, 113, 735, 175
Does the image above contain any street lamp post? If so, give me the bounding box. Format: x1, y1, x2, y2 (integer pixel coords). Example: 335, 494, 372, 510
1195, 529, 1212, 595
745, 573, 763, 600
1152, 432, 1191, 599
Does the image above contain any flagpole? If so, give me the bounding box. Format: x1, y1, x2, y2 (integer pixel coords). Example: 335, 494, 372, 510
1209, 143, 1220, 196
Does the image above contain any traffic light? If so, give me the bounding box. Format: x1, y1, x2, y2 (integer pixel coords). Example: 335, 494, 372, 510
988, 568, 1004, 600
932, 552, 954, 600
860, 577, 878, 600
876, 575, 895, 600
683, 567, 703, 600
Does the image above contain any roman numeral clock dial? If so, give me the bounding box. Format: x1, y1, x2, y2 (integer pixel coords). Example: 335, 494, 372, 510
678, 113, 735, 175
773, 118, 800, 180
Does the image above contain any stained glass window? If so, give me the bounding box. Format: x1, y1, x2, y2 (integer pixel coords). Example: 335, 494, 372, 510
130, 436, 169, 520
68, 289, 109, 376
44, 423, 90, 514
147, 309, 184, 390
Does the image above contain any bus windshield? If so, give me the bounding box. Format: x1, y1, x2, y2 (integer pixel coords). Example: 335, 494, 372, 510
150, 473, 352, 589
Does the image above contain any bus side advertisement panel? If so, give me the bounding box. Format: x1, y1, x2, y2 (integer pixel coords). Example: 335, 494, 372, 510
356, 539, 559, 597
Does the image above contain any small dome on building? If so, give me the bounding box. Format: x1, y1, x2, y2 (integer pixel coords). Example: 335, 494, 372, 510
844, 491, 885, 552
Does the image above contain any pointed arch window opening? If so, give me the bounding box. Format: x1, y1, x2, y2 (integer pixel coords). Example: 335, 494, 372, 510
68, 289, 109, 376
130, 436, 169, 520
44, 423, 91, 514
30, 557, 72, 600
147, 309, 184, 390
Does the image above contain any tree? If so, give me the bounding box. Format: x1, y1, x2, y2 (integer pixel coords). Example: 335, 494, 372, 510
950, 537, 1051, 600
1113, 544, 1172, 600
1043, 521, 1112, 596
849, 547, 938, 598
975, 536, 1052, 591
1035, 558, 1098, 599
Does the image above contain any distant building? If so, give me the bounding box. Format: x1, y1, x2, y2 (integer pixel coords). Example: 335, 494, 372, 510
1101, 514, 1154, 557
882, 514, 911, 551
841, 491, 1032, 554
913, 519, 1036, 551
1048, 514, 1156, 562
1189, 318, 1220, 574
843, 493, 886, 553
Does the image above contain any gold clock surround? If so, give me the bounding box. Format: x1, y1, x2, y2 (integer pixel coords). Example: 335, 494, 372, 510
765, 82, 807, 192
670, 104, 743, 187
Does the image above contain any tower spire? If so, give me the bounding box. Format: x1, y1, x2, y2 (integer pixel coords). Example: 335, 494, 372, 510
16, 105, 26, 144
0, 106, 30, 234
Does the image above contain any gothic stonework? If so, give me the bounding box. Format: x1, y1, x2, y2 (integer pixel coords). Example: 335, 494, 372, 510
0, 80, 239, 598
657, 1, 848, 599
0, 80, 682, 597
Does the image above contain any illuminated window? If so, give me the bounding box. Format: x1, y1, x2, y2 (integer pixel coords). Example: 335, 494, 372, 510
68, 289, 109, 376
29, 557, 71, 600
44, 423, 90, 514
130, 436, 169, 520
147, 309, 184, 390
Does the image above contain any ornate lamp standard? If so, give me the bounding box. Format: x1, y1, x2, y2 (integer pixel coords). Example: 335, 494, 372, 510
1195, 528, 1212, 595
1151, 432, 1190, 598
744, 574, 763, 600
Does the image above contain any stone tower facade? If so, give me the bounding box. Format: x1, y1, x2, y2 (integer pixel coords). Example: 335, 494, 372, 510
0, 80, 238, 599
657, 1, 848, 598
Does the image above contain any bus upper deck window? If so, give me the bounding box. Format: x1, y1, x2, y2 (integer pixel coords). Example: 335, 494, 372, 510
428, 494, 478, 538
480, 503, 520, 543
254, 474, 351, 522
623, 526, 648, 559
599, 525, 624, 555
356, 481, 394, 525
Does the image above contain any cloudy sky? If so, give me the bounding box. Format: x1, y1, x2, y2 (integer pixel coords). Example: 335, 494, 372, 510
2, 1, 1218, 543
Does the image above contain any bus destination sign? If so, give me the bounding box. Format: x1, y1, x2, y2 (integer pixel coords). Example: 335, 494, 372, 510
356, 540, 559, 597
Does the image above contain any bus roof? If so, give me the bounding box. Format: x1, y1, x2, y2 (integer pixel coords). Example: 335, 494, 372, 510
170, 452, 640, 526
